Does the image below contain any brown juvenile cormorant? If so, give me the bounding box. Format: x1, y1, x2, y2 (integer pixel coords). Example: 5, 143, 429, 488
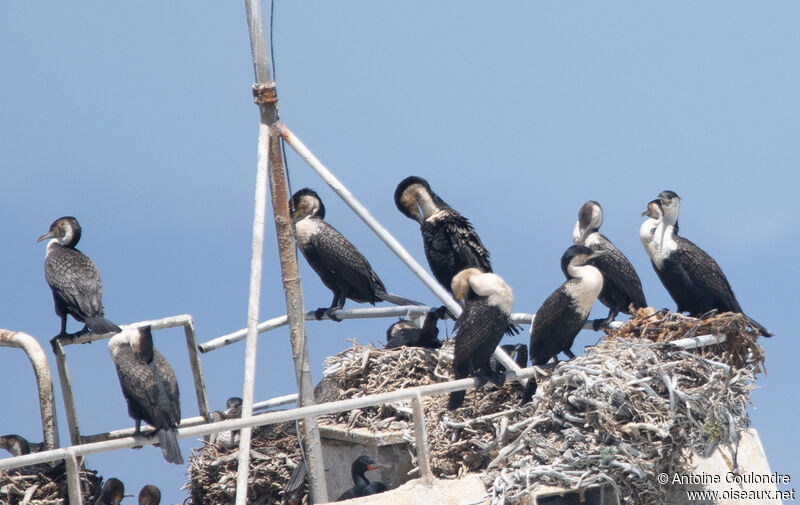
572, 201, 647, 329
522, 245, 605, 403
394, 176, 492, 293
108, 325, 183, 464
385, 307, 447, 349
336, 455, 388, 501
291, 188, 419, 321
209, 397, 243, 447
95, 478, 125, 505
37, 216, 121, 341
138, 484, 161, 505
447, 268, 514, 410
643, 190, 771, 336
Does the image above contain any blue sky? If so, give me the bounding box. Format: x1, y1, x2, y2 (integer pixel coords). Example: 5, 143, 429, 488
1, 2, 798, 503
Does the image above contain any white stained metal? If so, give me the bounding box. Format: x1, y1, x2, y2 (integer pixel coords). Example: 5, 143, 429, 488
65, 449, 83, 505
670, 333, 727, 349
0, 330, 59, 450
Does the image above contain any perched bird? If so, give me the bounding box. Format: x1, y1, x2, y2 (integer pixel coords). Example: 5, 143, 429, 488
447, 268, 514, 410
138, 485, 161, 505
385, 307, 447, 349
639, 198, 665, 260
522, 245, 605, 403
0, 434, 61, 476
336, 455, 388, 501
394, 176, 492, 293
0, 434, 36, 457
572, 201, 647, 329
644, 191, 771, 336
284, 459, 307, 505
95, 478, 125, 505
209, 397, 243, 447
291, 188, 419, 321
490, 343, 529, 374
37, 216, 121, 341
108, 326, 184, 464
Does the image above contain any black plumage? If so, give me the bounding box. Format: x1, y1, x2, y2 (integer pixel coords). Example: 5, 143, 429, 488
37, 216, 121, 341
108, 325, 183, 464
95, 478, 125, 505
0, 434, 61, 476
573, 201, 647, 329
447, 268, 514, 410
385, 307, 446, 349
138, 485, 161, 505
645, 191, 771, 336
394, 176, 492, 293
490, 343, 529, 374
336, 455, 387, 501
522, 245, 604, 403
291, 188, 419, 321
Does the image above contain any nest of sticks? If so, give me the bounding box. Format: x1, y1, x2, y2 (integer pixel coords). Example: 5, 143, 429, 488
0, 463, 102, 505
186, 311, 763, 505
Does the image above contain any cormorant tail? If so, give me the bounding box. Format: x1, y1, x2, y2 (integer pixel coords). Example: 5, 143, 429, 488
85, 316, 121, 335
744, 315, 772, 338
520, 377, 537, 404
447, 390, 465, 410
375, 290, 423, 307
157, 428, 184, 465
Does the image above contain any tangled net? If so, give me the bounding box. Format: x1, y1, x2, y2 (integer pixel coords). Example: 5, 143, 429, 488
0, 464, 102, 505
187, 311, 763, 505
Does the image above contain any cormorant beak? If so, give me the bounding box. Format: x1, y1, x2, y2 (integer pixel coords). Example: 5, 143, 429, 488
587, 250, 607, 261
37, 231, 56, 243
366, 463, 385, 471
578, 228, 592, 244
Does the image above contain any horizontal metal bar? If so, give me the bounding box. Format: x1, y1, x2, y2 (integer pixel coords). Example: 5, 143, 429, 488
55, 314, 196, 347
253, 393, 298, 413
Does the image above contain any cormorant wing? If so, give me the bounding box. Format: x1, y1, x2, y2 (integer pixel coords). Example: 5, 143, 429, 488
113, 347, 174, 430
453, 300, 507, 372
674, 236, 742, 313
428, 212, 492, 273
152, 351, 181, 426
530, 287, 580, 365
590, 234, 646, 308
45, 246, 104, 317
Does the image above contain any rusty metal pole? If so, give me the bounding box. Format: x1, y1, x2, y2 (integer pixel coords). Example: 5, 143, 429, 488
241, 1, 327, 503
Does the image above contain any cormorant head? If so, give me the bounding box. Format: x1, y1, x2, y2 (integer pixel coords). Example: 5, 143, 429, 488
129, 325, 155, 364
451, 267, 514, 315
394, 175, 450, 223
37, 216, 82, 248
658, 190, 680, 227
290, 188, 326, 221
560, 244, 606, 279
0, 434, 31, 457
97, 478, 125, 505
225, 397, 243, 418
641, 199, 663, 219
138, 485, 161, 505
352, 455, 383, 475
573, 200, 603, 244
386, 319, 417, 340
450, 267, 483, 305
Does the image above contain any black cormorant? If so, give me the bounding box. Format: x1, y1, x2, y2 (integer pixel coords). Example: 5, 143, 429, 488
291, 188, 419, 321
522, 245, 605, 403
336, 455, 387, 501
394, 176, 492, 293
0, 434, 35, 457
572, 201, 647, 328
385, 307, 446, 349
138, 485, 161, 505
95, 478, 125, 505
447, 268, 514, 410
108, 325, 184, 464
491, 343, 529, 374
0, 434, 62, 476
284, 458, 308, 505
37, 216, 121, 341
644, 190, 771, 336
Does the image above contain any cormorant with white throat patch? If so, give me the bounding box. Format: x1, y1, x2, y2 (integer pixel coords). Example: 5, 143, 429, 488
394, 176, 492, 293
447, 268, 514, 410
37, 217, 121, 342
291, 188, 419, 321
108, 325, 183, 464
573, 201, 647, 329
643, 190, 771, 336
522, 245, 605, 403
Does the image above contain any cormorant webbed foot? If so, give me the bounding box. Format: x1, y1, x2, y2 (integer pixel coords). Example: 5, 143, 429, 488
325, 308, 343, 322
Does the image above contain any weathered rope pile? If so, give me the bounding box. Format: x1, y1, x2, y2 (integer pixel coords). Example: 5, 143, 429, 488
0, 464, 102, 505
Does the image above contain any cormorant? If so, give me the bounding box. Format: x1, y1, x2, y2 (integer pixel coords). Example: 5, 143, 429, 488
0, 434, 36, 457
385, 307, 447, 349
639, 199, 665, 261
108, 325, 184, 464
138, 485, 161, 505
644, 190, 771, 336
336, 455, 388, 501
209, 397, 243, 447
37, 216, 121, 341
0, 434, 62, 476
291, 188, 419, 321
572, 201, 647, 329
394, 176, 492, 293
284, 459, 307, 505
447, 268, 514, 410
95, 478, 125, 505
522, 245, 605, 403
490, 343, 529, 374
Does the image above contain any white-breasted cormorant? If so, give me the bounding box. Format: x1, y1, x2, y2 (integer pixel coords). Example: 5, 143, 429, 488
394, 176, 492, 293
336, 455, 388, 501
447, 268, 514, 410
108, 326, 184, 464
572, 201, 647, 329
291, 188, 419, 321
37, 216, 121, 341
138, 485, 161, 505
95, 478, 125, 505
522, 245, 605, 403
644, 190, 771, 336
385, 307, 446, 349
639, 199, 665, 261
